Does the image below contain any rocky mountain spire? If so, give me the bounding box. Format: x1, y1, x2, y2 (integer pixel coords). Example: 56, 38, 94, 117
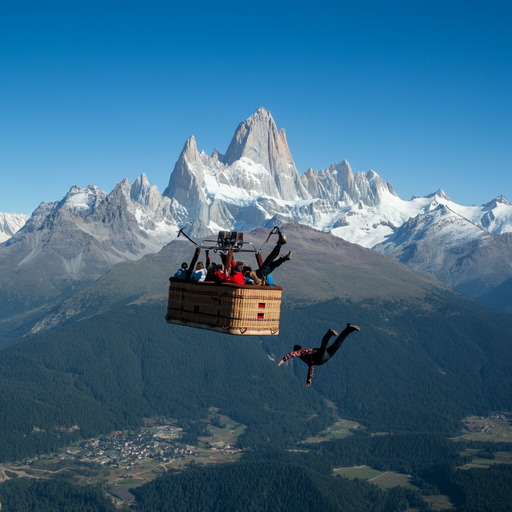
163, 136, 209, 224
301, 160, 356, 203
131, 173, 161, 210
223, 107, 310, 201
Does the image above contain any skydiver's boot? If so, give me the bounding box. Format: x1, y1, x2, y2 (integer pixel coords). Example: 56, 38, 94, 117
328, 329, 338, 337
345, 324, 360, 333
283, 251, 292, 261
325, 325, 359, 356
277, 229, 287, 245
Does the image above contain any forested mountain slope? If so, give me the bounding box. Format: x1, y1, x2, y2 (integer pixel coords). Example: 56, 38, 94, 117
1, 291, 511, 461
0, 303, 330, 461
476, 276, 512, 313
131, 460, 428, 512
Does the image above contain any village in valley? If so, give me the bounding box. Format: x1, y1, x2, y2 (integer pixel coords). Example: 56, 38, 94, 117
1, 411, 511, 508
0, 411, 246, 504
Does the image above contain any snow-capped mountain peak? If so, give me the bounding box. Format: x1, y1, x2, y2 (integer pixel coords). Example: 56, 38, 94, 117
130, 173, 162, 210
59, 184, 106, 212
380, 204, 490, 249
425, 188, 452, 202
221, 107, 310, 201
484, 195, 511, 208
0, 212, 29, 243
370, 202, 512, 297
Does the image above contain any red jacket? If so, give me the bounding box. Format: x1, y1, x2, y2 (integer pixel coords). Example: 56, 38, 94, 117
214, 270, 226, 282
226, 272, 244, 285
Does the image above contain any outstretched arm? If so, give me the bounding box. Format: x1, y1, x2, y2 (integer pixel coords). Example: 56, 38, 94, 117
278, 348, 315, 366
306, 365, 314, 387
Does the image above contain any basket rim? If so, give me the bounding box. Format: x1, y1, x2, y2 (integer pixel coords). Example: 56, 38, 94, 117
169, 277, 283, 291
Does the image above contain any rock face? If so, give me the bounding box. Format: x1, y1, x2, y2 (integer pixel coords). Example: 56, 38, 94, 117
161, 107, 401, 237
0, 212, 29, 243
0, 177, 178, 319
300, 161, 398, 207
222, 107, 310, 201
301, 161, 354, 203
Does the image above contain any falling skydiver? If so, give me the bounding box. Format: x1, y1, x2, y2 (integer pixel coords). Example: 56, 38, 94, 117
278, 324, 361, 386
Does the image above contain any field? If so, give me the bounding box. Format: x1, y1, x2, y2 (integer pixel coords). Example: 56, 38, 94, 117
301, 417, 363, 443
334, 465, 417, 489
458, 449, 512, 469
198, 411, 247, 451
423, 494, 455, 511
454, 413, 512, 442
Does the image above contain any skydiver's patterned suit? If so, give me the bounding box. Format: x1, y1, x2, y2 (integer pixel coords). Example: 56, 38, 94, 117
278, 324, 360, 386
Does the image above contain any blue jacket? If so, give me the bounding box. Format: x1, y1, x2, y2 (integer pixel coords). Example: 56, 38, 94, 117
174, 268, 187, 278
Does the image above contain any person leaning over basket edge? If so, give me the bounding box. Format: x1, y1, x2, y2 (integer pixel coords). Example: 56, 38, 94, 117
249, 231, 291, 285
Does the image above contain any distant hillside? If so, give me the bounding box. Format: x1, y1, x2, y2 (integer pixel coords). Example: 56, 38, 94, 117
0, 223, 454, 341
476, 277, 512, 314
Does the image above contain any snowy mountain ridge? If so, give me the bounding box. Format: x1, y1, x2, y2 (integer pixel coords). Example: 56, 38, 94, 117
155, 108, 512, 247
2, 107, 512, 303
0, 212, 29, 243
4, 108, 511, 248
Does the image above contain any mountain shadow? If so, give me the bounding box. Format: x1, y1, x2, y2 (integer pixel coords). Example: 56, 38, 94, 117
476, 276, 512, 314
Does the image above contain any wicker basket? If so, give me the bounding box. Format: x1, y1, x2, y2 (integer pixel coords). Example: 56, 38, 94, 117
166, 278, 282, 335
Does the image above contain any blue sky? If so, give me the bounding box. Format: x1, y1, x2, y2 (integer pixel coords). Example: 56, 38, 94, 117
2, 0, 511, 215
